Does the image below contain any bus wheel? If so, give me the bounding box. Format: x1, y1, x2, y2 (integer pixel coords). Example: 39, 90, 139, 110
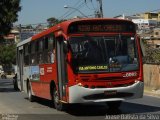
28, 83, 34, 102
107, 101, 122, 110
53, 88, 65, 111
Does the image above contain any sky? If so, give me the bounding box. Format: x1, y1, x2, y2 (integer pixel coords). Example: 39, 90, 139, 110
16, 0, 160, 25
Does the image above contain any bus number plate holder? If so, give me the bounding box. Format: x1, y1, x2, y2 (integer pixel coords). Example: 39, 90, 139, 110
104, 90, 117, 96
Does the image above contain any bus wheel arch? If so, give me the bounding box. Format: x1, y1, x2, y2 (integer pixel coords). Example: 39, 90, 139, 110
50, 80, 66, 111
50, 80, 56, 100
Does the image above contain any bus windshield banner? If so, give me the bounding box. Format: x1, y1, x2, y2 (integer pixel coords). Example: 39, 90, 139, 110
79, 65, 108, 71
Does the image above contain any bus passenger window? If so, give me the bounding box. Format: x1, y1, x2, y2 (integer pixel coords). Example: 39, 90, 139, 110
30, 42, 37, 65
31, 42, 35, 54
51, 49, 55, 63
44, 37, 48, 50
42, 34, 55, 64
48, 35, 55, 50
47, 35, 55, 63
24, 44, 30, 66
39, 53, 43, 64
37, 40, 43, 64
39, 40, 43, 52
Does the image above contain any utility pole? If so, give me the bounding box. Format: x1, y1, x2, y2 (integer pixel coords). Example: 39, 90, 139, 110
19, 24, 22, 41
85, 0, 103, 18
97, 0, 103, 18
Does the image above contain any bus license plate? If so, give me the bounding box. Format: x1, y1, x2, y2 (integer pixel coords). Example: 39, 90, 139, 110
104, 90, 117, 96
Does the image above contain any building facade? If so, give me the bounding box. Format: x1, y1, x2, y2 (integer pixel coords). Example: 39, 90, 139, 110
132, 19, 158, 30
142, 12, 160, 21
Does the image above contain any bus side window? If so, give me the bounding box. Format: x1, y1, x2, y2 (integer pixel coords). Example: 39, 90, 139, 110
48, 34, 55, 50
43, 34, 55, 64
30, 41, 37, 65
37, 39, 43, 64
24, 43, 30, 66
44, 37, 48, 50
48, 34, 55, 63
48, 35, 55, 63
43, 37, 49, 63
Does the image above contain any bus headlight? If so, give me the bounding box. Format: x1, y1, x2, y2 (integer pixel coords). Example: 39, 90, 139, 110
77, 83, 82, 87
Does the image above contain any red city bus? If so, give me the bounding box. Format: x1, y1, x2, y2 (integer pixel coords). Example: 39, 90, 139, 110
16, 18, 143, 111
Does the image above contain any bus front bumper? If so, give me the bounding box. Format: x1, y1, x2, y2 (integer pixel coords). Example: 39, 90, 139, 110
68, 81, 144, 103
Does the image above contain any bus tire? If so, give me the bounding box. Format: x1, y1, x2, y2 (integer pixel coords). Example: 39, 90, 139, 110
53, 87, 65, 111
106, 101, 122, 110
27, 82, 34, 102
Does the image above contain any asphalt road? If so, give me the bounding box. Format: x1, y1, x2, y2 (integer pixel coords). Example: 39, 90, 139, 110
0, 78, 160, 120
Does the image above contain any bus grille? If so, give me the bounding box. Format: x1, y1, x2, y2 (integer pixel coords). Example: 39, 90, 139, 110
83, 92, 134, 100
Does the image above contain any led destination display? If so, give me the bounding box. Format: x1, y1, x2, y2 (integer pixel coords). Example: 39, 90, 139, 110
68, 21, 135, 33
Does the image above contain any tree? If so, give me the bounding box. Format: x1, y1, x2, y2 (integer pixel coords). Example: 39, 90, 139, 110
26, 25, 33, 29
0, 44, 16, 66
0, 44, 16, 74
47, 17, 66, 27
47, 17, 59, 27
0, 0, 21, 36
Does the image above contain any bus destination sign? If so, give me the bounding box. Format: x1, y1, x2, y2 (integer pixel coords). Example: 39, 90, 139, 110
68, 22, 135, 33
78, 25, 123, 32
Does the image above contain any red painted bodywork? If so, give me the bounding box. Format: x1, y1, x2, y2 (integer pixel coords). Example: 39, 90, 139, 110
29, 18, 143, 102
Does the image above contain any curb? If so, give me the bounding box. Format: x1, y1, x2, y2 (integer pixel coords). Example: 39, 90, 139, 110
144, 90, 160, 98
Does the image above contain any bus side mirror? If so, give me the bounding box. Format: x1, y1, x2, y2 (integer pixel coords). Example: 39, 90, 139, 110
63, 41, 68, 54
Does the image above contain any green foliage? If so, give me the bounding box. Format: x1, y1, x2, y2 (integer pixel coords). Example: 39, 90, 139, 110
47, 17, 66, 27
0, 0, 21, 35
47, 17, 59, 27
0, 44, 16, 65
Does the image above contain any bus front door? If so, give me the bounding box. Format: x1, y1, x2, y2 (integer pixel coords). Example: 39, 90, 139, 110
18, 49, 24, 91
56, 37, 68, 101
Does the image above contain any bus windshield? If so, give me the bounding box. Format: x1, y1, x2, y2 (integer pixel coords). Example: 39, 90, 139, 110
69, 35, 139, 73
